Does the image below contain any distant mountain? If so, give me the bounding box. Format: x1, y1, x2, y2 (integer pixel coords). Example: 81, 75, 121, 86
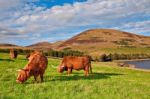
0, 43, 17, 47
57, 29, 150, 54
0, 43, 22, 49
26, 42, 52, 50
1, 29, 150, 53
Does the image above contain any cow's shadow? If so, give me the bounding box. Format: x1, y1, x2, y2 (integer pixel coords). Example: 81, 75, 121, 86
23, 72, 123, 84
45, 72, 124, 82
0, 59, 14, 62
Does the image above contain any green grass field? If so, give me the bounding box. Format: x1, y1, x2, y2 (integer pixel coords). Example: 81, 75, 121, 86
100, 47, 150, 54
0, 53, 150, 99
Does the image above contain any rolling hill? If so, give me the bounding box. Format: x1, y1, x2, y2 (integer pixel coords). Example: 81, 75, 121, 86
26, 42, 52, 50
57, 29, 150, 54
0, 43, 22, 49
1, 29, 150, 55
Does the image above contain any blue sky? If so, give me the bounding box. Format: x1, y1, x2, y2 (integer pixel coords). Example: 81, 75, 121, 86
32, 0, 87, 7
0, 0, 150, 46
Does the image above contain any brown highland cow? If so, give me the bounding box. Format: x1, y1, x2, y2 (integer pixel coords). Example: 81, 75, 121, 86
10, 49, 18, 59
58, 56, 92, 76
16, 51, 48, 83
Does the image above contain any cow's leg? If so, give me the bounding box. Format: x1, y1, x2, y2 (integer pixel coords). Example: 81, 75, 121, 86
70, 68, 73, 73
40, 73, 44, 82
34, 75, 37, 82
67, 68, 72, 75
84, 66, 89, 76
89, 64, 92, 73
84, 70, 89, 76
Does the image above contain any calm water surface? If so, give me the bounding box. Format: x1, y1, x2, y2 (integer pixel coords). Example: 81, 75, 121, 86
126, 60, 150, 70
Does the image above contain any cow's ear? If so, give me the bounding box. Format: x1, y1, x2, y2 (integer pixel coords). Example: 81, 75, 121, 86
61, 66, 65, 68
17, 69, 25, 72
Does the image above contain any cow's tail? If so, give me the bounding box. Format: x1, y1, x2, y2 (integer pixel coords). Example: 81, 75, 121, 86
87, 56, 92, 73
89, 62, 92, 73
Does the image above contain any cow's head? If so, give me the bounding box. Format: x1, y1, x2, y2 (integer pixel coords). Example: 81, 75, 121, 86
26, 53, 30, 60
57, 65, 68, 73
57, 66, 65, 73
16, 69, 30, 83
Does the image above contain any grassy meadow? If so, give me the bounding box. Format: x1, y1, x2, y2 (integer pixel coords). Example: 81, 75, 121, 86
0, 52, 150, 99
100, 47, 150, 54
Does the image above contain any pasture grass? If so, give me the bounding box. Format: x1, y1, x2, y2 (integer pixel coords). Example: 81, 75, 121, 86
100, 47, 150, 54
0, 53, 150, 99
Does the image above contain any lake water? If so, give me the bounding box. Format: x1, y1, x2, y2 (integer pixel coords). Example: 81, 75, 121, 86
126, 60, 150, 70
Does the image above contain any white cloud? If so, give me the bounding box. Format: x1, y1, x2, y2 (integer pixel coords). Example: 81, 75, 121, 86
0, 0, 150, 45
118, 20, 150, 35
0, 0, 21, 9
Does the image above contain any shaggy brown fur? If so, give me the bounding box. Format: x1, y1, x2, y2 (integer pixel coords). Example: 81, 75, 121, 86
10, 49, 18, 59
16, 51, 48, 83
26, 53, 30, 59
57, 56, 92, 76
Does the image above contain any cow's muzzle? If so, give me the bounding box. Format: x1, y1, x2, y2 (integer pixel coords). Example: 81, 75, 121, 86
16, 80, 23, 84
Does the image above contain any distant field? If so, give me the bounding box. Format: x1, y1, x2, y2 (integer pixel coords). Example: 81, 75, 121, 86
100, 47, 150, 54
0, 53, 150, 99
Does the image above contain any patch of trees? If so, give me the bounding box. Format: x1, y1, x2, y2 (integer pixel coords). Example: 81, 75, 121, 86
113, 40, 128, 45
0, 49, 10, 53
42, 50, 84, 58
93, 53, 150, 62
0, 49, 33, 55
1, 49, 150, 62
0, 49, 84, 58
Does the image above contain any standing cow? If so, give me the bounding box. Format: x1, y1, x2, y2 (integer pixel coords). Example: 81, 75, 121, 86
57, 56, 92, 76
16, 51, 48, 83
10, 49, 18, 59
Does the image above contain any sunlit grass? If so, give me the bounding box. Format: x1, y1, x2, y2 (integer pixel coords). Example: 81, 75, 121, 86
101, 47, 150, 54
0, 53, 150, 99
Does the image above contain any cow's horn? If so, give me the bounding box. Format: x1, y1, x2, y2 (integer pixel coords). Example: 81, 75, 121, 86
16, 69, 23, 72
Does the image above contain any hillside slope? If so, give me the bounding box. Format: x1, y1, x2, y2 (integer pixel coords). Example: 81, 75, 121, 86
57, 29, 150, 54
1, 29, 150, 53
26, 42, 52, 50
0, 43, 22, 49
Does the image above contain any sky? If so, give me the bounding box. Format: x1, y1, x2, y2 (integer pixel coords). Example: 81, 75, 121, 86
0, 0, 150, 46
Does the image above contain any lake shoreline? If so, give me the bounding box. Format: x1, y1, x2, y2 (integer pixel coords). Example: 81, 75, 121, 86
116, 59, 150, 71
126, 67, 150, 72
115, 58, 150, 62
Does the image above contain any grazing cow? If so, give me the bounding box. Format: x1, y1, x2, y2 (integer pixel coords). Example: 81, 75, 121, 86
57, 56, 92, 76
26, 53, 31, 59
10, 49, 18, 59
16, 51, 48, 83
